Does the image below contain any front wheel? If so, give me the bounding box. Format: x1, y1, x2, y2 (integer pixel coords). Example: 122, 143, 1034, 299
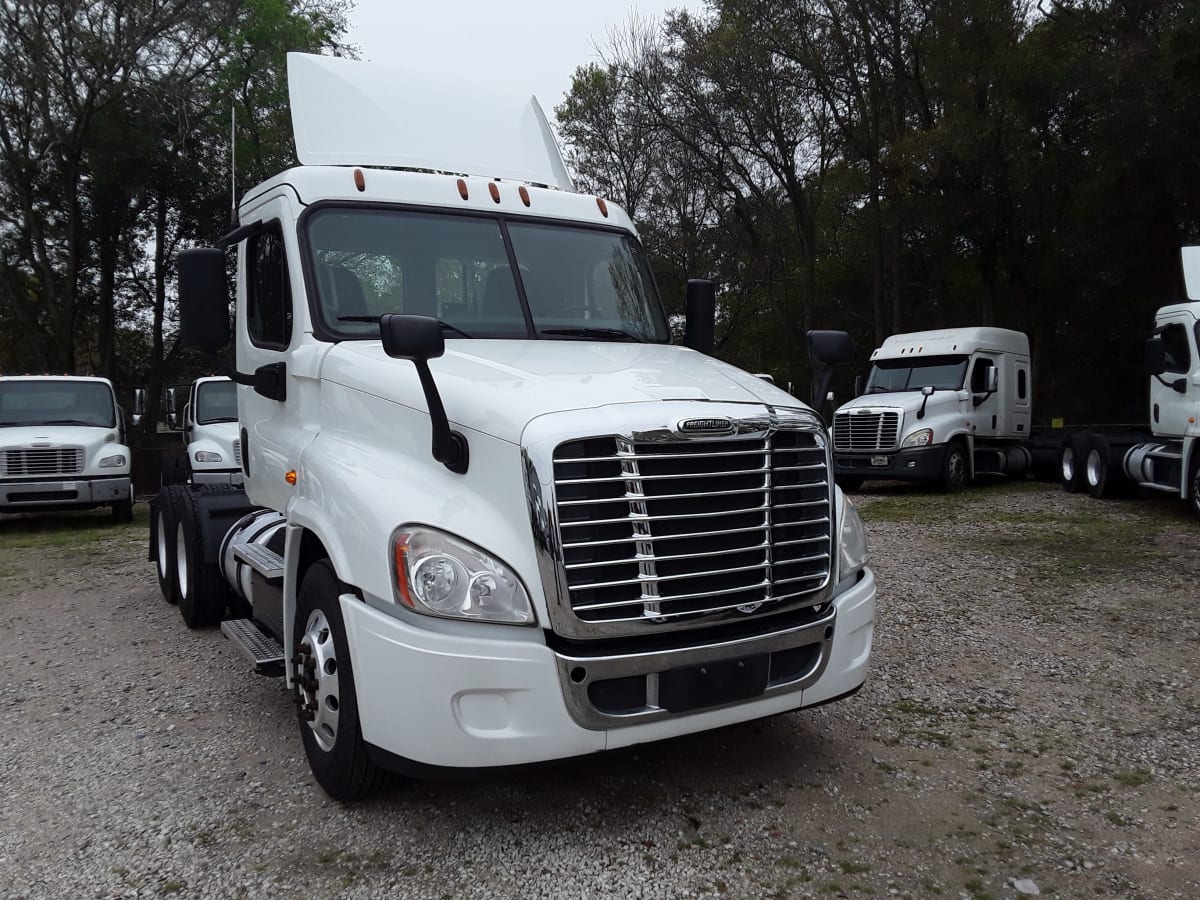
295, 561, 394, 801
939, 442, 969, 493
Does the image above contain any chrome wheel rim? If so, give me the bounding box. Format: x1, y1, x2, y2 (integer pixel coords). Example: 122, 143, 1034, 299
948, 450, 967, 486
1086, 449, 1103, 487
1062, 447, 1076, 482
157, 510, 170, 580
298, 610, 340, 752
175, 522, 189, 600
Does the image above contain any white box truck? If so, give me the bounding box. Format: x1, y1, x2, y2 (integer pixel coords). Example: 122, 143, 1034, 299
830, 327, 1034, 491
0, 375, 134, 521
149, 53, 876, 799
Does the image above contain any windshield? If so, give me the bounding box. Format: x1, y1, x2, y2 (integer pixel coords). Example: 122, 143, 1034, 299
304, 207, 670, 342
865, 355, 968, 393
195, 380, 237, 424
0, 380, 116, 428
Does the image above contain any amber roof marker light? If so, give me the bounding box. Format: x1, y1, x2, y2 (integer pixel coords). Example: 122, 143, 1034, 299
488, 182, 500, 203
518, 186, 530, 207
353, 168, 365, 191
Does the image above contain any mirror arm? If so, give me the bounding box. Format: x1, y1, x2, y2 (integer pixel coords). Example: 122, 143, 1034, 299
412, 361, 469, 474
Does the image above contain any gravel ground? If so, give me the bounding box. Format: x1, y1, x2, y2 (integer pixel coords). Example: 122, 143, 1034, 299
1, 481, 1198, 899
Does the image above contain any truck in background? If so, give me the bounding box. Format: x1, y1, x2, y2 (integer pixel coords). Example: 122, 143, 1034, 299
1057, 249, 1200, 515
159, 376, 243, 487
830, 327, 1036, 492
0, 375, 134, 521
149, 52, 876, 800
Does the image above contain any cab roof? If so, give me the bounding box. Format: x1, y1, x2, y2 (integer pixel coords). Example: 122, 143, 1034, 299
871, 327, 1029, 360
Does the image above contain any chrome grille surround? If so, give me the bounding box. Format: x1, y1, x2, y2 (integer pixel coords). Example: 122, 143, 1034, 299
523, 403, 836, 641
832, 408, 901, 452
1, 446, 85, 477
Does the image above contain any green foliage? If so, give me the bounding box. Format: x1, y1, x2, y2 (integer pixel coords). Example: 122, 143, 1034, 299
557, 1, 1200, 419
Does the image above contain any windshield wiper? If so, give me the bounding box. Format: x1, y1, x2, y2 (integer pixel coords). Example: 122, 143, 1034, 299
199, 416, 238, 424
539, 327, 643, 342
41, 418, 99, 426
337, 315, 472, 338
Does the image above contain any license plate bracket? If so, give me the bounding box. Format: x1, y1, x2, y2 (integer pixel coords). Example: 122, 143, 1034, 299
870, 455, 888, 467
658, 654, 770, 713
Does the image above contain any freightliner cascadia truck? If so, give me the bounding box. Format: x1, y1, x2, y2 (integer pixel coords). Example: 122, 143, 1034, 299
149, 53, 876, 799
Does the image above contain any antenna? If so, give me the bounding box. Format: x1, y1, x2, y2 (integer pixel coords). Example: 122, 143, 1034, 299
230, 105, 237, 224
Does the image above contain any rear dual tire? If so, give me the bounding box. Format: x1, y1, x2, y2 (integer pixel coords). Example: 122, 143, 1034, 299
174, 488, 233, 629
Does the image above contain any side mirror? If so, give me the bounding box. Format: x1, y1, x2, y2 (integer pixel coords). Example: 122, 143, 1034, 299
177, 248, 230, 353
807, 330, 853, 366
854, 374, 864, 397
380, 314, 445, 361
986, 368, 999, 393
1181, 246, 1200, 301
380, 314, 467, 474
1144, 336, 1166, 376
131, 388, 145, 428
921, 385, 935, 397
684, 279, 715, 354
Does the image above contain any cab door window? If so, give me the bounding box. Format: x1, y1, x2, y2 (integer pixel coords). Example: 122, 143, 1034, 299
247, 222, 293, 349
1161, 323, 1192, 373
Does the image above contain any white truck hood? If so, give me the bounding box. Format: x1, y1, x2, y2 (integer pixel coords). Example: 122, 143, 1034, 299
0, 424, 126, 474
837, 390, 967, 417
320, 341, 807, 444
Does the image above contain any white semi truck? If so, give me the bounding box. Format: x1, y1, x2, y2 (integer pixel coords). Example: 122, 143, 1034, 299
1058, 252, 1200, 514
830, 327, 1034, 491
0, 375, 134, 521
159, 376, 243, 487
148, 53, 877, 800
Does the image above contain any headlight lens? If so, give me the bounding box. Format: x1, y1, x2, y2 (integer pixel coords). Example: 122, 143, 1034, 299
838, 490, 869, 582
98, 454, 126, 468
392, 528, 535, 625
194, 450, 223, 463
901, 428, 933, 448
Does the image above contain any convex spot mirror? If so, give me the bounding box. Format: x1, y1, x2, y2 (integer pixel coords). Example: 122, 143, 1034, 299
921, 385, 935, 396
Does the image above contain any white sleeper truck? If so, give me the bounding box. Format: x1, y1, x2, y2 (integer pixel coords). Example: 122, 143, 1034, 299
0, 375, 133, 521
831, 327, 1033, 491
1058, 246, 1200, 514
149, 53, 876, 799
160, 376, 243, 487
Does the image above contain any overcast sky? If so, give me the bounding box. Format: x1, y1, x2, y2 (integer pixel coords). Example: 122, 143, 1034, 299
346, 1, 702, 123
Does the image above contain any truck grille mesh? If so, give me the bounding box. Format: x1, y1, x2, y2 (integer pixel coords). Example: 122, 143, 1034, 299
552, 430, 831, 626
1, 447, 85, 477
233, 440, 242, 467
833, 411, 900, 451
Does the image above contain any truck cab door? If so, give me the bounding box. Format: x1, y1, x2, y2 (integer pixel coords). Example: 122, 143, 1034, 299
968, 355, 1000, 437
237, 210, 303, 512
1151, 319, 1197, 438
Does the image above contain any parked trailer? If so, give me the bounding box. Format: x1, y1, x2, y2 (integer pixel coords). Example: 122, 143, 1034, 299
147, 53, 877, 800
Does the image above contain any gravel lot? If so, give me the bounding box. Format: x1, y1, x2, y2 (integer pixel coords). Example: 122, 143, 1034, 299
2, 481, 1198, 899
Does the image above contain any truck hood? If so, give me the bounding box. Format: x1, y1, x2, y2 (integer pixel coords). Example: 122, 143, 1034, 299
320, 340, 806, 444
835, 389, 971, 437
0, 424, 127, 476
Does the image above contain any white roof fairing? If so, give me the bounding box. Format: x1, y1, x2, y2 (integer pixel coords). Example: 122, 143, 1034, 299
286, 53, 575, 191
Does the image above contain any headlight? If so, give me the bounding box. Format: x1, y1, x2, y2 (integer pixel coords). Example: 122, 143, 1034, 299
837, 490, 869, 582
194, 450, 223, 463
392, 527, 535, 625
98, 454, 126, 468
901, 428, 933, 448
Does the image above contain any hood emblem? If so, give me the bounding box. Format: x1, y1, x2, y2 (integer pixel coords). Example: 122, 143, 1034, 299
678, 416, 735, 436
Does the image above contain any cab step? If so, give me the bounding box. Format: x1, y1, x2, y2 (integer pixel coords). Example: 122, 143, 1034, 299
233, 541, 285, 579
221, 617, 285, 676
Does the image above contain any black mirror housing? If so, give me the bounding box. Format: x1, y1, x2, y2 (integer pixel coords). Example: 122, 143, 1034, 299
381, 314, 445, 361
807, 330, 853, 366
1144, 337, 1166, 376
684, 279, 716, 354
177, 248, 230, 353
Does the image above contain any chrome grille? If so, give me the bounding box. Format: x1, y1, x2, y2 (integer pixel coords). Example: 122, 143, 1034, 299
1, 447, 85, 477
833, 410, 900, 451
552, 429, 832, 628
233, 440, 242, 467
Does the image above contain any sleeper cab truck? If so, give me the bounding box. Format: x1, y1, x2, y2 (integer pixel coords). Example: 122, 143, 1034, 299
831, 327, 1035, 492
147, 52, 877, 800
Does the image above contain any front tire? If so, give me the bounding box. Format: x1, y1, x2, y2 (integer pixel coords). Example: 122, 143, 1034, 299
939, 441, 969, 492
295, 560, 393, 801
1189, 454, 1200, 520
